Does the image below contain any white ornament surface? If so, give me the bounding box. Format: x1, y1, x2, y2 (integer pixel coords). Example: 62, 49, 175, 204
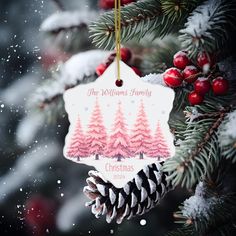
64, 61, 175, 188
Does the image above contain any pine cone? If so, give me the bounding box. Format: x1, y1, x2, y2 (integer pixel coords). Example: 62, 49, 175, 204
83, 162, 172, 224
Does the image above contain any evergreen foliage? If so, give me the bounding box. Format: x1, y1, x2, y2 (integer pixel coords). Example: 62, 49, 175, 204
90, 0, 201, 49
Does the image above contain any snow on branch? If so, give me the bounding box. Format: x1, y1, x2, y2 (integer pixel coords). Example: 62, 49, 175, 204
182, 182, 215, 221
0, 142, 60, 203
40, 11, 98, 33
60, 50, 109, 86
141, 73, 166, 86
30, 50, 110, 108
1, 71, 41, 107
218, 110, 236, 147
163, 103, 231, 188
40, 10, 99, 52
56, 191, 88, 232
16, 112, 45, 147
179, 0, 236, 55
179, 181, 236, 234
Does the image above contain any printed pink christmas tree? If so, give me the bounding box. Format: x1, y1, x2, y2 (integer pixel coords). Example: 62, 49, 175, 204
106, 101, 131, 161
87, 98, 107, 160
130, 100, 153, 159
149, 121, 171, 160
66, 116, 88, 161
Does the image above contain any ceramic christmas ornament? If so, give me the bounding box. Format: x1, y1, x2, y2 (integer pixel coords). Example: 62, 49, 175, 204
63, 61, 175, 188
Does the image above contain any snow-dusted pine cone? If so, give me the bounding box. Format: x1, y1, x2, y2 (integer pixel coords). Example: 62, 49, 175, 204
83, 162, 172, 224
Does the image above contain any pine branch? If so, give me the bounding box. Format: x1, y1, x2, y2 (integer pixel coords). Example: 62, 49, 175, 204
33, 75, 95, 110
179, 0, 236, 56
163, 101, 231, 188
141, 35, 181, 74
161, 0, 199, 20
173, 180, 236, 236
172, 87, 189, 112
164, 79, 236, 188
90, 0, 199, 49
166, 225, 195, 236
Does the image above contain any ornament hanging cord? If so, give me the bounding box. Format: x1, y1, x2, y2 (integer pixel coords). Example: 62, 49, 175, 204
114, 0, 121, 82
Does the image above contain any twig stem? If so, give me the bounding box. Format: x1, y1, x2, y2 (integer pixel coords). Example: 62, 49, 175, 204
51, 0, 64, 11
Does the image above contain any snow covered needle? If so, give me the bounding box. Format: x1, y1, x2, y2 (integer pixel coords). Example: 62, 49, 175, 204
173, 180, 236, 235
179, 0, 236, 55
181, 182, 218, 221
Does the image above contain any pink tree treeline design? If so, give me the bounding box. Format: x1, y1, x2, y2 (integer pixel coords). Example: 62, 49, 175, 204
66, 116, 88, 161
148, 121, 171, 159
86, 98, 107, 160
130, 100, 152, 159
105, 101, 131, 161
65, 99, 171, 161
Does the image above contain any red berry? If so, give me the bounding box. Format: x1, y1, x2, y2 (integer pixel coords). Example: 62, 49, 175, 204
194, 77, 211, 95
173, 51, 190, 69
99, 0, 136, 9
132, 66, 142, 76
163, 67, 183, 87
212, 77, 229, 95
188, 91, 204, 105
120, 48, 132, 62
121, 0, 136, 5
197, 51, 215, 72
99, 0, 114, 9
24, 196, 55, 234
115, 79, 123, 87
96, 63, 108, 76
183, 65, 199, 83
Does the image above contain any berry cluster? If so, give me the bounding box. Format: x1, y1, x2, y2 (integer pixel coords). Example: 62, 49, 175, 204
96, 47, 142, 87
99, 0, 136, 10
163, 51, 229, 105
